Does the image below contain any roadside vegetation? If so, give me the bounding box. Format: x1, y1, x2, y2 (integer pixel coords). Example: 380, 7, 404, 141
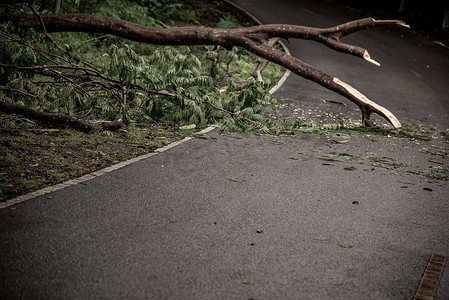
0, 0, 285, 201
1, 0, 447, 201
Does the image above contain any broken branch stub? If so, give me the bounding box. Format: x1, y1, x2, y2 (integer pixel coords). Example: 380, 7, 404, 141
0, 13, 408, 128
332, 78, 401, 128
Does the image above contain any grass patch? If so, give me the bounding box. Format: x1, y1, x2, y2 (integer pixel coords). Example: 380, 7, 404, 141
0, 113, 195, 201
20, 179, 41, 190
0, 153, 21, 167
341, 125, 431, 141
318, 157, 339, 162
328, 152, 356, 160
366, 156, 409, 168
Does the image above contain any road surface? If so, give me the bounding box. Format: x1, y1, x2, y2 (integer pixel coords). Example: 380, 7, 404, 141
1, 0, 448, 299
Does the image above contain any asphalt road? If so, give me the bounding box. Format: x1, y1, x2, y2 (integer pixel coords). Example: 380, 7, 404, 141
1, 0, 448, 299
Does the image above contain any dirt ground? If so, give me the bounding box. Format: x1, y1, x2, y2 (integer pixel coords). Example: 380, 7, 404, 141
0, 113, 190, 201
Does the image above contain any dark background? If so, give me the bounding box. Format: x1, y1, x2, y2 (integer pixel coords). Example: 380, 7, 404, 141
335, 0, 449, 45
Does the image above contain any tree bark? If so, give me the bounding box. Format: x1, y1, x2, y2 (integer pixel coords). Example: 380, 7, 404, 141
0, 101, 124, 132
0, 101, 96, 132
0, 13, 409, 128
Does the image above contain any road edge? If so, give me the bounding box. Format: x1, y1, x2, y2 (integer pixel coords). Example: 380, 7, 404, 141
0, 127, 216, 209
0, 2, 291, 210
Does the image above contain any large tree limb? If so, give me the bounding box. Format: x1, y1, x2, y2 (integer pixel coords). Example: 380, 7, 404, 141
244, 41, 402, 128
0, 100, 97, 132
0, 99, 124, 132
0, 13, 409, 128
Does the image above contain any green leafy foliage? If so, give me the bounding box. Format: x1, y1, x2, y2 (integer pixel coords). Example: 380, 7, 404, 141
216, 16, 241, 29
0, 10, 286, 134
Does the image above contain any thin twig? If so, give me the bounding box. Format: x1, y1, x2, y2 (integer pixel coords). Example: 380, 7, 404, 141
251, 37, 280, 78
199, 99, 262, 126
28, 3, 102, 73
0, 87, 37, 98
67, 81, 95, 97
122, 86, 127, 107
152, 90, 261, 126
0, 30, 63, 65
85, 34, 109, 43
78, 105, 94, 119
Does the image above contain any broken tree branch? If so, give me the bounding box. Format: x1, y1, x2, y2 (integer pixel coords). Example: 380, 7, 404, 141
0, 100, 96, 132
0, 87, 37, 98
0, 101, 125, 132
0, 13, 409, 128
251, 37, 280, 78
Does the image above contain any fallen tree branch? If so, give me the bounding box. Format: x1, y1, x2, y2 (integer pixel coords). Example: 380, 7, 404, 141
0, 13, 409, 128
0, 100, 96, 132
245, 41, 402, 128
101, 118, 123, 131
0, 60, 261, 129
251, 37, 280, 78
0, 87, 37, 98
0, 101, 124, 132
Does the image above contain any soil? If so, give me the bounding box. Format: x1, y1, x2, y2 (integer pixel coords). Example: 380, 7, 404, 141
0, 113, 189, 202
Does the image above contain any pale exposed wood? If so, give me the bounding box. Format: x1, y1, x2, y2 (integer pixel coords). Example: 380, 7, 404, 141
363, 50, 381, 66
333, 78, 401, 128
